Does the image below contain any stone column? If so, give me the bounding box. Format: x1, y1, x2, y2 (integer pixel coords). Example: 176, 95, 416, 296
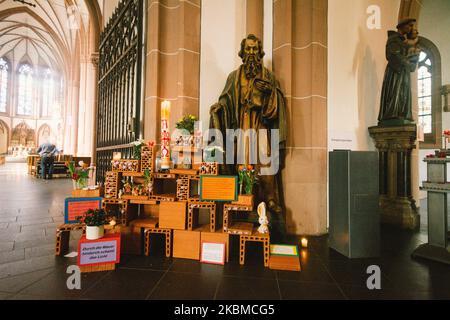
246, 0, 264, 39
90, 52, 99, 162
369, 125, 420, 230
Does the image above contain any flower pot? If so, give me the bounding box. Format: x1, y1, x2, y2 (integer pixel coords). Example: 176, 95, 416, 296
76, 178, 88, 190
86, 225, 104, 240
232, 194, 254, 207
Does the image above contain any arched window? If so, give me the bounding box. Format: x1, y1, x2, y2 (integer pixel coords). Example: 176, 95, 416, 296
41, 68, 54, 117
17, 64, 34, 116
0, 58, 8, 113
418, 37, 442, 148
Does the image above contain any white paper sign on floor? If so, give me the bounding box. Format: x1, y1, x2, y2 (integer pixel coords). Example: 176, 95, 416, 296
200, 242, 225, 265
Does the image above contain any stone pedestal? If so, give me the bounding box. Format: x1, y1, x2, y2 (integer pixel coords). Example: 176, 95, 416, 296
369, 125, 420, 230
412, 158, 450, 265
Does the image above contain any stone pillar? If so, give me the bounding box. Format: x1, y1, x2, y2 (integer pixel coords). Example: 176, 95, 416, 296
246, 0, 264, 39
369, 125, 420, 230
90, 52, 99, 162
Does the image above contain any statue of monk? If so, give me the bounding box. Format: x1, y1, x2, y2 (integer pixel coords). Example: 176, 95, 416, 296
209, 34, 287, 236
378, 18, 419, 126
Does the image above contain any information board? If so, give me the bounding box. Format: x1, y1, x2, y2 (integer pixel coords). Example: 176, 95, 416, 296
64, 197, 102, 224
77, 233, 121, 267
199, 175, 238, 202
200, 241, 226, 265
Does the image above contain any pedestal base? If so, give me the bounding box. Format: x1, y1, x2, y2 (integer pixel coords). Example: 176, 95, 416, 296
380, 196, 420, 230
412, 243, 450, 265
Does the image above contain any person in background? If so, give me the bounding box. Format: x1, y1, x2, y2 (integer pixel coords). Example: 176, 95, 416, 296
36, 140, 60, 180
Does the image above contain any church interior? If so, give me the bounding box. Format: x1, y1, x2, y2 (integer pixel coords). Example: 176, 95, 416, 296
0, 0, 449, 301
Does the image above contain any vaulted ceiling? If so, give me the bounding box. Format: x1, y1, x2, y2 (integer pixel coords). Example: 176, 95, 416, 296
0, 0, 99, 76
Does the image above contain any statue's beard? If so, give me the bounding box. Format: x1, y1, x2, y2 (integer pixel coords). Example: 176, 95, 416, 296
243, 54, 262, 79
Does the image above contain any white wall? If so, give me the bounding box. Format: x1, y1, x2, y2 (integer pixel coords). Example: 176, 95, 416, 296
418, 0, 450, 196
199, 0, 246, 131
328, 0, 401, 151
102, 0, 120, 26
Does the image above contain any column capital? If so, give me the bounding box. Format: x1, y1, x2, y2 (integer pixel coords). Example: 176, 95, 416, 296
90, 52, 100, 66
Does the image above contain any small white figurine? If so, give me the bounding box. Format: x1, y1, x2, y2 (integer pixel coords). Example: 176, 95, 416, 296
257, 202, 269, 234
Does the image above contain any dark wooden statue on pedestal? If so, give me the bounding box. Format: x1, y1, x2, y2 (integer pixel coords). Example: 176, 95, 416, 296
369, 18, 420, 230
209, 34, 287, 239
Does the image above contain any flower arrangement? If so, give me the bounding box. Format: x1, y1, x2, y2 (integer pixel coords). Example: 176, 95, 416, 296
132, 139, 146, 159
143, 169, 153, 195
238, 165, 257, 195
76, 208, 107, 227
176, 114, 197, 135
444, 130, 450, 137
66, 161, 90, 189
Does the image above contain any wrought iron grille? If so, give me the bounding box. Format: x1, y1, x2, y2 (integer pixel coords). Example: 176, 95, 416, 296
96, 0, 144, 182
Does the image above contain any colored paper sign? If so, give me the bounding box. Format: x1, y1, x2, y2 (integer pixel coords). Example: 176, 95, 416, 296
200, 241, 226, 265
199, 175, 237, 202
64, 197, 102, 224
77, 233, 121, 267
270, 244, 299, 257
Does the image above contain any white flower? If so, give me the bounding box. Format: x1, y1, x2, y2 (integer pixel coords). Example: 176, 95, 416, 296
79, 161, 85, 167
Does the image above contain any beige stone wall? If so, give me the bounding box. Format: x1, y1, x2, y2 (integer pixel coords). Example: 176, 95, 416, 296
274, 0, 328, 235
144, 0, 201, 141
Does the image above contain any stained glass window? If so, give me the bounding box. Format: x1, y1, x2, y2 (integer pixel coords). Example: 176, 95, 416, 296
418, 51, 432, 134
0, 58, 8, 113
41, 68, 54, 117
17, 64, 34, 116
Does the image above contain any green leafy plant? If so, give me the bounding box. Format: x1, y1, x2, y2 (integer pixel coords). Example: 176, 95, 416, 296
76, 208, 107, 227
238, 165, 258, 195
65, 161, 89, 182
176, 114, 197, 135
132, 139, 145, 160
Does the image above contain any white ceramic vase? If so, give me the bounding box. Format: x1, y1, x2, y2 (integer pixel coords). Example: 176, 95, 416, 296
86, 225, 104, 240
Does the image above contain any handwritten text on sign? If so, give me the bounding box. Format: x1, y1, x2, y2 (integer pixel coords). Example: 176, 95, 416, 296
79, 240, 118, 265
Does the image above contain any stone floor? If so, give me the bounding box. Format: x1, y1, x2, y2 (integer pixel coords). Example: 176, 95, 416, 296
0, 162, 449, 300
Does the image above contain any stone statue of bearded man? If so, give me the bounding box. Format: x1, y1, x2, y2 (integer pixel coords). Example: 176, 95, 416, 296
209, 34, 287, 233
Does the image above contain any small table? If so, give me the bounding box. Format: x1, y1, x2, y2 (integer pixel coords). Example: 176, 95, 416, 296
239, 229, 270, 267
188, 201, 216, 232
55, 223, 85, 256
144, 227, 172, 257
223, 203, 253, 234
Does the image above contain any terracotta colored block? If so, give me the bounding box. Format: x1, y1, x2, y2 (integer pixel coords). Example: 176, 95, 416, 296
269, 255, 301, 271
120, 226, 141, 255
71, 188, 103, 198
159, 201, 186, 230
200, 229, 230, 262
173, 229, 200, 260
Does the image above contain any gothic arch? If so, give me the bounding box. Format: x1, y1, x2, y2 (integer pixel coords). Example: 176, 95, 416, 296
11, 121, 35, 147
37, 123, 52, 146
0, 119, 9, 154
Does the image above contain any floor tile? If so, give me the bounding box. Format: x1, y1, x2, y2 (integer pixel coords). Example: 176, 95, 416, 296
82, 268, 163, 300
149, 272, 219, 300
278, 280, 346, 300
215, 277, 280, 300
0, 268, 53, 293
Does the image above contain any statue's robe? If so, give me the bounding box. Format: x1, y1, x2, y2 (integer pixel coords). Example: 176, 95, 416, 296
209, 64, 287, 237
378, 31, 418, 124
209, 65, 287, 167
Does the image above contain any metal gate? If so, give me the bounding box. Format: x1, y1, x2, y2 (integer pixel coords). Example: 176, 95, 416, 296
96, 0, 144, 182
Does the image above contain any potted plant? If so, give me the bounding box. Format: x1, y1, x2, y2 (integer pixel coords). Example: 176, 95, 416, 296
143, 169, 153, 195
66, 161, 90, 190
132, 139, 146, 160
234, 165, 257, 207
77, 208, 107, 240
